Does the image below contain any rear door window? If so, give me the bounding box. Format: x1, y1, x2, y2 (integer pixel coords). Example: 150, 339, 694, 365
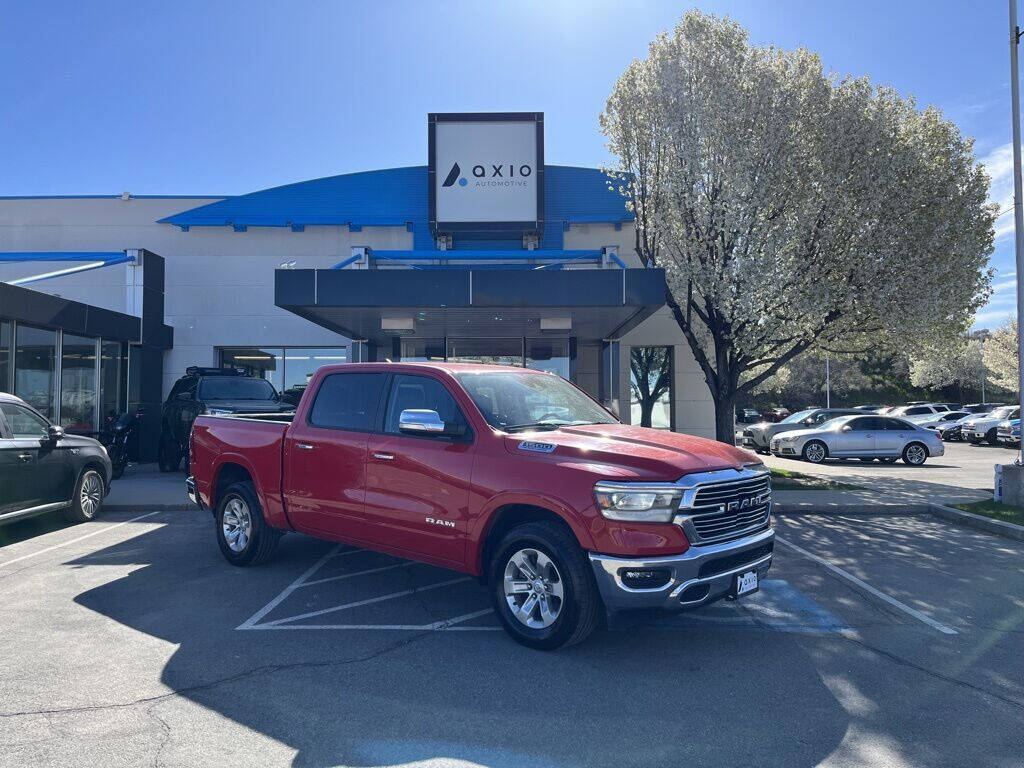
309, 373, 386, 432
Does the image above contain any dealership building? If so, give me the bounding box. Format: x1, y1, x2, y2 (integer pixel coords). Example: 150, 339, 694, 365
0, 113, 714, 455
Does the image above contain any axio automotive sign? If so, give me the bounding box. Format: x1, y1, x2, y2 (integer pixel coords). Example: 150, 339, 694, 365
429, 112, 544, 232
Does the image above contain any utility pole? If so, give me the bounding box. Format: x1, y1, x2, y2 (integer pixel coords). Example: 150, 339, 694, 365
1011, 0, 1024, 464
825, 356, 831, 408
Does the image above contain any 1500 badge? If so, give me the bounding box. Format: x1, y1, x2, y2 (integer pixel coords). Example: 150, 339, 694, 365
426, 517, 456, 528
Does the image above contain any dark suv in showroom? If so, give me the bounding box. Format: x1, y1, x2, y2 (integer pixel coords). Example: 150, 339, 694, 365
0, 392, 112, 526
158, 367, 293, 472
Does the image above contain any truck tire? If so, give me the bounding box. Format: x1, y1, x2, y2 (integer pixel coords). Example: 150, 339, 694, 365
64, 468, 105, 523
215, 481, 281, 566
158, 429, 180, 472
986, 428, 1000, 447
488, 521, 602, 651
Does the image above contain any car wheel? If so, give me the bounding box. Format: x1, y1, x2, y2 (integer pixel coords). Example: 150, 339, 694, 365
215, 481, 282, 566
158, 428, 181, 472
902, 442, 928, 466
986, 429, 1000, 447
802, 440, 828, 464
64, 468, 105, 523
489, 521, 601, 651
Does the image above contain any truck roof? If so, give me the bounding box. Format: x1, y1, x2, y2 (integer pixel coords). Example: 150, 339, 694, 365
319, 361, 550, 375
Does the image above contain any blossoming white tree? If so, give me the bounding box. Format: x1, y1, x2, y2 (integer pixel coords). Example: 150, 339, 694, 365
910, 338, 987, 398
601, 11, 996, 441
982, 320, 1019, 394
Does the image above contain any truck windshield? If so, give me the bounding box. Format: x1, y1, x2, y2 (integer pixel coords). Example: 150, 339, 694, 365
455, 371, 617, 432
198, 377, 277, 401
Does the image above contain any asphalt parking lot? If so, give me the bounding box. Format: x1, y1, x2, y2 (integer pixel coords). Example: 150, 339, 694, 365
1, 508, 1022, 768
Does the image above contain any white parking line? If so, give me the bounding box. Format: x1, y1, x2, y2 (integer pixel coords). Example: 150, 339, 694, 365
247, 609, 499, 632
260, 576, 472, 627
236, 544, 342, 629
775, 536, 958, 635
0, 510, 164, 569
300, 561, 412, 588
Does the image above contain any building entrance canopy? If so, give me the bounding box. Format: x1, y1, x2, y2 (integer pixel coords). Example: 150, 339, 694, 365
275, 267, 666, 345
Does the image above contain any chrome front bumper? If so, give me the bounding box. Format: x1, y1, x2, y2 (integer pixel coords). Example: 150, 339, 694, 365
588, 527, 774, 612
185, 476, 203, 509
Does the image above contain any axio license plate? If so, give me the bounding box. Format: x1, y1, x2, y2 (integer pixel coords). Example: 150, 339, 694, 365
735, 570, 758, 596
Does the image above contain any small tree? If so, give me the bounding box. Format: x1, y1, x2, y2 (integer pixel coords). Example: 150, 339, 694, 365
983, 319, 1019, 394
910, 337, 987, 400
630, 347, 672, 427
601, 11, 995, 442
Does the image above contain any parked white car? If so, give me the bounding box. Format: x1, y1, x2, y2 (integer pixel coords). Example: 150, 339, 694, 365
906, 410, 968, 430
769, 414, 945, 465
961, 406, 1020, 445
888, 404, 949, 418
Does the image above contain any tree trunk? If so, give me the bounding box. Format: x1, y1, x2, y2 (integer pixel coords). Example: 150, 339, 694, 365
640, 397, 654, 427
713, 391, 737, 445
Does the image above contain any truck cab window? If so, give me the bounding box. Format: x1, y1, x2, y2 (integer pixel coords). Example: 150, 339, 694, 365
384, 375, 466, 434
309, 373, 386, 431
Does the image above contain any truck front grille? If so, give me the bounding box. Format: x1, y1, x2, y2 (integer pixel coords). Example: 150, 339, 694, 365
686, 474, 771, 544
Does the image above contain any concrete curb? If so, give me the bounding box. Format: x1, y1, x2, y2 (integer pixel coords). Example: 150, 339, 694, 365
928, 502, 1024, 542
773, 503, 930, 515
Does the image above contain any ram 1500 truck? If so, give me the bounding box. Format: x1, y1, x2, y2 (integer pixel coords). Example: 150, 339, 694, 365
187, 362, 773, 649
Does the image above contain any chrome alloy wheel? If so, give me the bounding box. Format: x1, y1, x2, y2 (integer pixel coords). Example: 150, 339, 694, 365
80, 471, 103, 518
905, 443, 927, 465
804, 442, 827, 463
222, 497, 253, 553
503, 548, 564, 629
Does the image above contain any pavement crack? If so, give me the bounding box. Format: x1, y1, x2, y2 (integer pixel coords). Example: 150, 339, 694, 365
843, 635, 1024, 711
0, 631, 431, 721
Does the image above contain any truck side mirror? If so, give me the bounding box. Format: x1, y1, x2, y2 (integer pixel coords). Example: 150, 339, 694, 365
399, 409, 465, 437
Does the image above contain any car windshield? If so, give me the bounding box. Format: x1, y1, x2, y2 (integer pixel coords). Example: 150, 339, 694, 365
781, 409, 815, 424
455, 371, 617, 432
198, 377, 277, 401
989, 406, 1017, 419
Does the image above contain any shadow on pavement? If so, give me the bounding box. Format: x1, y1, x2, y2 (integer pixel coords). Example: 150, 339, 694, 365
68, 513, 855, 768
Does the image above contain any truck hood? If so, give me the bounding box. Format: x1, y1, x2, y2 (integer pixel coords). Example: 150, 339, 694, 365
205, 399, 293, 413
503, 424, 759, 481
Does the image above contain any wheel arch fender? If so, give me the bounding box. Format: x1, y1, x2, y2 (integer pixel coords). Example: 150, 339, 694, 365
469, 491, 595, 578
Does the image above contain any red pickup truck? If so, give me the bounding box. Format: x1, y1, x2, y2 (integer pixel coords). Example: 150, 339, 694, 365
187, 362, 773, 649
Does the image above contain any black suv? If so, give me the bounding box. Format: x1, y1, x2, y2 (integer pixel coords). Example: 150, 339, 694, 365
0, 392, 112, 526
158, 367, 293, 472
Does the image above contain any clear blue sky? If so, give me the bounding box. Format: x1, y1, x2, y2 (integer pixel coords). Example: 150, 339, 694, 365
0, 0, 1015, 326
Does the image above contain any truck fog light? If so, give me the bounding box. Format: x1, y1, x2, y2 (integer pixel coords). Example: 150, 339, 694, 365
619, 568, 672, 589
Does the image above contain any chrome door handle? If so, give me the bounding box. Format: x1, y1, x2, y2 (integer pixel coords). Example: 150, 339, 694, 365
372, 452, 395, 461
295, 443, 316, 450
17, 452, 33, 462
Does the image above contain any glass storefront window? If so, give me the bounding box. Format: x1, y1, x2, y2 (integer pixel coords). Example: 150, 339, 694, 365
60, 334, 99, 431
446, 338, 523, 367
14, 325, 57, 419
221, 348, 284, 390
526, 339, 570, 379
283, 348, 349, 390
0, 321, 11, 393
100, 341, 125, 425
630, 346, 673, 429
400, 338, 446, 362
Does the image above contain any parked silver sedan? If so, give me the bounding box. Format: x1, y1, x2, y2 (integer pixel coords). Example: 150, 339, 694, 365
769, 414, 945, 465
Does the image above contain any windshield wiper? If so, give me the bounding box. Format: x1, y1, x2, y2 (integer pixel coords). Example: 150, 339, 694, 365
503, 421, 565, 433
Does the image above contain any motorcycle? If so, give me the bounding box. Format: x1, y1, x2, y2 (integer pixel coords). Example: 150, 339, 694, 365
100, 410, 140, 480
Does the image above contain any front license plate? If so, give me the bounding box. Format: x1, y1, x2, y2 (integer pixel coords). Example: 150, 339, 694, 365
735, 570, 758, 596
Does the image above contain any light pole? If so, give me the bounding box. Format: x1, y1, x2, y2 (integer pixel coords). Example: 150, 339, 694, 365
1011, 0, 1024, 465
825, 355, 831, 408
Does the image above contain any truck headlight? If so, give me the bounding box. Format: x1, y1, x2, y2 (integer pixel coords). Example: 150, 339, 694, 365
593, 482, 682, 523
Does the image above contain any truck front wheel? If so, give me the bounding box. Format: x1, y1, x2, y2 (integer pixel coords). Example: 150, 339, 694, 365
215, 481, 281, 566
488, 521, 601, 650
